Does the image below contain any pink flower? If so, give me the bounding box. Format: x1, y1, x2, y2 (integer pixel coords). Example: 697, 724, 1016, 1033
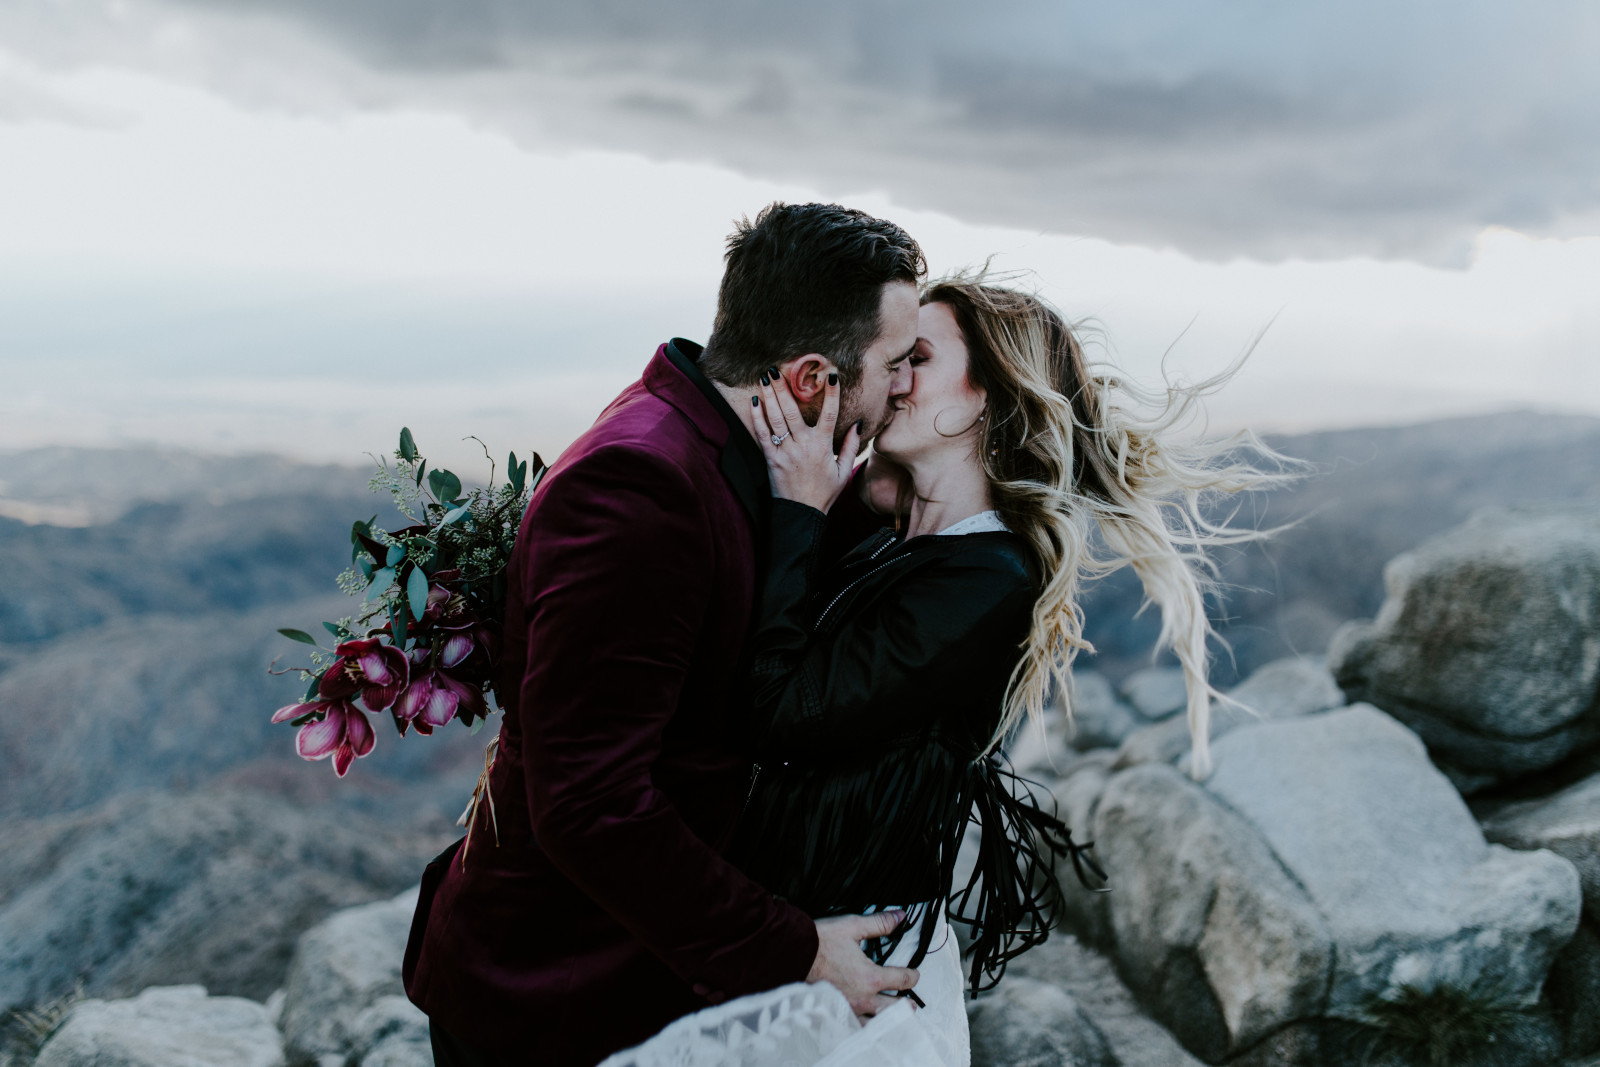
394, 666, 487, 729
439, 631, 475, 669
272, 697, 375, 776
330, 637, 410, 711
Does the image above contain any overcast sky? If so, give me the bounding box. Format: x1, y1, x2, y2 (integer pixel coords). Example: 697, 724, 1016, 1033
0, 1, 1596, 475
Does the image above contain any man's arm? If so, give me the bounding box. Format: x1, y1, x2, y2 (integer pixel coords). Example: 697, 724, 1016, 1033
515, 443, 817, 1001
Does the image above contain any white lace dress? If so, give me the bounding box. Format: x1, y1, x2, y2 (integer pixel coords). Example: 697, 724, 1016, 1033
596, 908, 970, 1067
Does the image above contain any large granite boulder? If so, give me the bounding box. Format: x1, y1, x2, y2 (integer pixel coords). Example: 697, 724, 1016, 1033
1480, 768, 1600, 1057
1114, 657, 1343, 768
1073, 705, 1582, 1065
967, 978, 1119, 1067
1330, 506, 1600, 792
1049, 752, 1117, 949
278, 888, 428, 1067
1480, 769, 1600, 924
33, 985, 284, 1067
0, 789, 444, 1024
1094, 763, 1333, 1062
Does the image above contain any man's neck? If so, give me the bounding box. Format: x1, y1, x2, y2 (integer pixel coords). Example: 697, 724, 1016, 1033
711, 381, 765, 445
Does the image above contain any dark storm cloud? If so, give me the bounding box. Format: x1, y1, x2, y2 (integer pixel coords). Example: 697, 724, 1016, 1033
14, 0, 1600, 262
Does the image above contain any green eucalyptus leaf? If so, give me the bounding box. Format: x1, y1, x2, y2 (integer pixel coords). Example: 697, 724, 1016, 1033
415, 459, 427, 487
442, 504, 472, 526
304, 672, 324, 702
391, 600, 409, 648
428, 469, 463, 504
322, 621, 347, 640
386, 544, 405, 567
359, 557, 374, 580
406, 565, 429, 620
399, 427, 418, 462
277, 628, 319, 646
366, 567, 396, 600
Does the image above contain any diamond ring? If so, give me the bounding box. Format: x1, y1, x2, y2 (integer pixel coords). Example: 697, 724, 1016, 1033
771, 432, 790, 446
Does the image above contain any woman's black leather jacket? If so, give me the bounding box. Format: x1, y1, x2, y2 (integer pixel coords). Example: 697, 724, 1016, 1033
729, 499, 1097, 992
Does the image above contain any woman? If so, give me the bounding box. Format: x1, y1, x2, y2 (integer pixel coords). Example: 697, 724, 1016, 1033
600, 275, 1286, 1066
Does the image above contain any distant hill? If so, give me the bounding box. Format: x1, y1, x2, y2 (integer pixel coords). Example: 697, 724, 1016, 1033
2, 412, 1598, 822
1078, 410, 1600, 683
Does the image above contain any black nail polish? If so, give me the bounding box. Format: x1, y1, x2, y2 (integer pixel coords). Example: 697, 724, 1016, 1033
752, 396, 759, 406
855, 420, 863, 433
759, 373, 768, 385
768, 367, 779, 379
828, 372, 838, 386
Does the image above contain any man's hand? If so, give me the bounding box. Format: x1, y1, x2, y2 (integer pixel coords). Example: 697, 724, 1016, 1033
806, 912, 920, 1018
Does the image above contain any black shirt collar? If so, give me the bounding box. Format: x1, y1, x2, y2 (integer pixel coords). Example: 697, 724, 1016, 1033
664, 338, 770, 527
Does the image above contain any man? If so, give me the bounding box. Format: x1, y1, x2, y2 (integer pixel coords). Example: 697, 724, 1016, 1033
403, 203, 926, 1066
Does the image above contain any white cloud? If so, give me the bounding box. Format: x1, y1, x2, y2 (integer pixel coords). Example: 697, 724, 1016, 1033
4, 0, 1596, 262
0, 30, 1595, 471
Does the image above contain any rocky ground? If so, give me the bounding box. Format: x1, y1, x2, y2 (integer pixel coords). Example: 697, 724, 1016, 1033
3, 427, 1600, 1065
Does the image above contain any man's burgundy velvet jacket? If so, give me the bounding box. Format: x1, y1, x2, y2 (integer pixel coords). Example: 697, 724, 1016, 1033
403, 341, 819, 1065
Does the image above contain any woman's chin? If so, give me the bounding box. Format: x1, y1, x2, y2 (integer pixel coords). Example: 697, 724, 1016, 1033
872, 433, 906, 462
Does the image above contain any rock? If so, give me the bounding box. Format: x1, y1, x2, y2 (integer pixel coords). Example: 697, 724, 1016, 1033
1113, 656, 1344, 768
1049, 752, 1117, 949
967, 978, 1118, 1067
1087, 706, 1583, 1065
0, 789, 446, 1023
33, 985, 284, 1067
1065, 672, 1141, 752
1480, 768, 1600, 924
1116, 668, 1188, 722
278, 889, 423, 1067
1225, 656, 1346, 721
1009, 672, 1137, 777
1330, 505, 1600, 792
350, 995, 432, 1067
1205, 707, 1580, 1021
1001, 932, 1205, 1067
1094, 763, 1333, 1062
1547, 920, 1600, 1058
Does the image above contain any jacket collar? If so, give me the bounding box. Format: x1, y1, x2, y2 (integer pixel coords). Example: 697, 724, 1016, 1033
646, 339, 769, 525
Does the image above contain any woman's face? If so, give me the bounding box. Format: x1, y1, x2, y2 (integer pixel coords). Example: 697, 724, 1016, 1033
874, 301, 987, 465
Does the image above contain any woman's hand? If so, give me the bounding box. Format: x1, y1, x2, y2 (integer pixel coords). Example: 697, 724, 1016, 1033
755, 367, 862, 513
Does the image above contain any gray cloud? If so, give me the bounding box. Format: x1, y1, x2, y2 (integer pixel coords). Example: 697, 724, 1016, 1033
7, 0, 1600, 263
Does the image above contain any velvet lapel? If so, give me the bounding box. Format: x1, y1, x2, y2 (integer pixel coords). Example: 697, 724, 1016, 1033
649, 338, 770, 528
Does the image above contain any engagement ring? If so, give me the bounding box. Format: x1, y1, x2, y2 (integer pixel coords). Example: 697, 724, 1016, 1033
772, 433, 790, 445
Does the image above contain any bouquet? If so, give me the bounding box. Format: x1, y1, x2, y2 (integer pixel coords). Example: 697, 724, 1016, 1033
271, 428, 545, 776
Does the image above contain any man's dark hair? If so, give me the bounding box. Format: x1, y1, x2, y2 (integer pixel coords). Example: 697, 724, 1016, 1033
700, 203, 926, 391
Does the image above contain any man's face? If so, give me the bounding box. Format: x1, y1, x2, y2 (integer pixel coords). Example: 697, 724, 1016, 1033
840, 281, 919, 445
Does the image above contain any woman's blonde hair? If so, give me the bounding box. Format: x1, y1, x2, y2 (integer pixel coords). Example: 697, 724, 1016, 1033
922, 272, 1296, 778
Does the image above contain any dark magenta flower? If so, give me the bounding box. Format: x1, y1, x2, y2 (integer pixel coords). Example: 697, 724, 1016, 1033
272, 696, 375, 776
331, 637, 410, 711
394, 660, 487, 729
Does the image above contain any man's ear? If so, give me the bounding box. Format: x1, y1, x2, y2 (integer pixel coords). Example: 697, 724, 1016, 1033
781, 354, 836, 405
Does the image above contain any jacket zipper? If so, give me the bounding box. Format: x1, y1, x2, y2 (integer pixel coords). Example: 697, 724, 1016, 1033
813, 535, 906, 633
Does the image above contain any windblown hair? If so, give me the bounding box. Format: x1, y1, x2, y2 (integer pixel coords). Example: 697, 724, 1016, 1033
923, 273, 1297, 778
701, 202, 925, 391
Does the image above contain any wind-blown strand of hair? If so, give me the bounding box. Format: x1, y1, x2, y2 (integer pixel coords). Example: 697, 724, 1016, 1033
923, 272, 1302, 779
